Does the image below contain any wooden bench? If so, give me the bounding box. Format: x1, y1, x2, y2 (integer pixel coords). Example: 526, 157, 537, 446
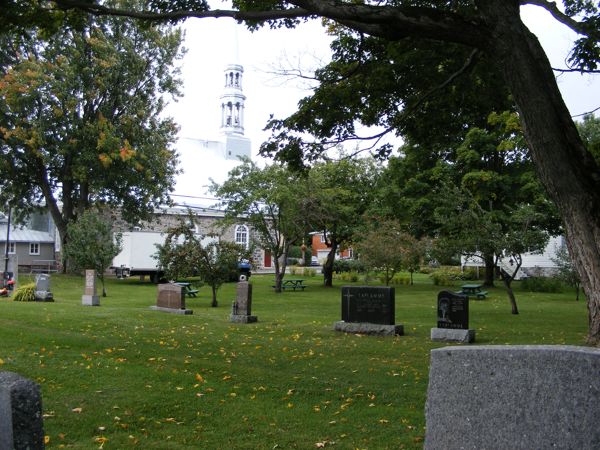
475, 290, 488, 299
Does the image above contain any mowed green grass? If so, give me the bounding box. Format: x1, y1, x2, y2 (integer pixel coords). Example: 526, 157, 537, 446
0, 273, 588, 449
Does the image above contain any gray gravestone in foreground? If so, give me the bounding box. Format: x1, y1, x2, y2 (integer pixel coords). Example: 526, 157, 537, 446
81, 269, 100, 306
430, 290, 474, 343
150, 283, 192, 315
333, 286, 403, 336
33, 274, 53, 302
0, 372, 44, 450
230, 281, 257, 323
425, 345, 600, 450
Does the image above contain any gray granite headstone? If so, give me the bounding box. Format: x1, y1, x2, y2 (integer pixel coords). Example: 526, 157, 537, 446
34, 274, 53, 302
334, 286, 403, 336
150, 283, 192, 315
0, 372, 44, 450
425, 345, 600, 450
81, 269, 100, 306
230, 281, 257, 323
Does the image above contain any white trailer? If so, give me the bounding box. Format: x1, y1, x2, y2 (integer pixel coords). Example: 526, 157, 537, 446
112, 231, 218, 283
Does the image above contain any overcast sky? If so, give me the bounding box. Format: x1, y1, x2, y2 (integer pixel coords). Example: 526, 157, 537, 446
165, 4, 599, 201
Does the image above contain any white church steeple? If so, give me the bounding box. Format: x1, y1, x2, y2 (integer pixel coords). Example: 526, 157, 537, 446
220, 64, 246, 135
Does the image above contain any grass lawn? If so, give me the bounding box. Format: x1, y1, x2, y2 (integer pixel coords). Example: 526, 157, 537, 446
0, 272, 589, 449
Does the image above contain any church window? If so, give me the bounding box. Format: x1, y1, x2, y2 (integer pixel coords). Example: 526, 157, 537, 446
235, 225, 249, 249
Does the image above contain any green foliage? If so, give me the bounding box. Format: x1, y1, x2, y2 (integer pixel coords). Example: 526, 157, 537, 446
332, 258, 366, 274
429, 266, 472, 286
63, 209, 122, 297
577, 113, 600, 164
520, 277, 563, 293
0, 6, 183, 246
551, 244, 581, 300
154, 216, 251, 305
334, 271, 360, 282
378, 273, 411, 286
211, 159, 310, 290
354, 219, 425, 286
12, 282, 36, 302
0, 273, 589, 448
289, 266, 316, 277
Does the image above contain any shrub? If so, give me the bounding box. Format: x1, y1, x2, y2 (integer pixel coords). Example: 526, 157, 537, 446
12, 283, 36, 302
376, 273, 411, 286
333, 259, 366, 274
520, 276, 563, 293
429, 266, 469, 286
289, 267, 317, 277
334, 271, 360, 282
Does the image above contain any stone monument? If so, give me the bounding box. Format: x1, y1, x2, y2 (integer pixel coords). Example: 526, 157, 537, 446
230, 281, 257, 323
430, 290, 475, 343
333, 286, 403, 336
0, 371, 45, 450
150, 283, 192, 315
33, 274, 53, 302
81, 270, 100, 306
425, 345, 600, 450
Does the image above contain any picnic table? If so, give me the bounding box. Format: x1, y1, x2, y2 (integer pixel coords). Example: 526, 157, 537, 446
175, 282, 200, 298
273, 279, 307, 291
459, 283, 488, 299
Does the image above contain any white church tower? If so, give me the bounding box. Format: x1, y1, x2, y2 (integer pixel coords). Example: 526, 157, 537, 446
220, 63, 251, 160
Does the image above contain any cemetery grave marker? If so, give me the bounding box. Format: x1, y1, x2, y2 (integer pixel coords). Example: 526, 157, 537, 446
150, 283, 193, 315
334, 286, 403, 336
81, 269, 100, 306
33, 274, 53, 302
0, 371, 44, 450
431, 290, 475, 343
230, 281, 257, 323
425, 345, 600, 450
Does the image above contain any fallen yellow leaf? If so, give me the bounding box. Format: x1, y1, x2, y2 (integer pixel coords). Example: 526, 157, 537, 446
195, 373, 205, 383
71, 407, 82, 414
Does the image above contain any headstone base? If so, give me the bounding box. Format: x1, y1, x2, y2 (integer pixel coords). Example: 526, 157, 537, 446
34, 291, 53, 302
333, 321, 403, 336
430, 328, 475, 343
149, 306, 193, 315
230, 314, 258, 324
81, 295, 100, 306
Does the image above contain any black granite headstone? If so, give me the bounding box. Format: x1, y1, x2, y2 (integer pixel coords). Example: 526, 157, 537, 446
437, 290, 469, 330
341, 286, 395, 325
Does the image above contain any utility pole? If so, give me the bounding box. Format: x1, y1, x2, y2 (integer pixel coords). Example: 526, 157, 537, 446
4, 207, 11, 279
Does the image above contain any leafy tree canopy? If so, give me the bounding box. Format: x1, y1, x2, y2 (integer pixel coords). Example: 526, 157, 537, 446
0, 0, 183, 253
63, 208, 122, 296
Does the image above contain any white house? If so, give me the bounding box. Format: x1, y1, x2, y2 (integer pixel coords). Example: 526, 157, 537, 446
461, 235, 566, 279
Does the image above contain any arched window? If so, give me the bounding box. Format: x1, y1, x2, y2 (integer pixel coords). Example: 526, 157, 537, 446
235, 225, 249, 249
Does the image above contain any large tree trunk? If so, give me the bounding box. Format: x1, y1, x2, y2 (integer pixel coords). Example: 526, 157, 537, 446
480, 1, 600, 344
322, 241, 338, 287
483, 252, 495, 287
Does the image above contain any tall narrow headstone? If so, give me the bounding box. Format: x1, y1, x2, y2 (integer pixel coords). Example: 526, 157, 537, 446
81, 270, 100, 306
230, 281, 257, 323
0, 372, 45, 450
150, 283, 192, 315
